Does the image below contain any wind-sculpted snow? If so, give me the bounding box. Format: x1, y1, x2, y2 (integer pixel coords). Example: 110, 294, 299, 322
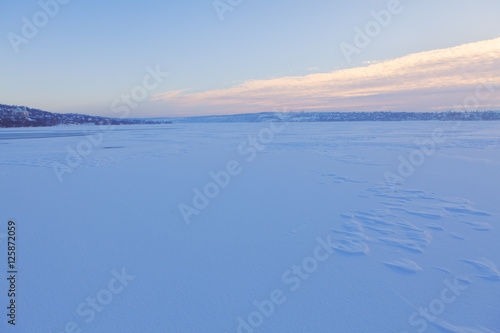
331, 184, 495, 260
461, 258, 500, 281
0, 122, 498, 332
384, 259, 423, 273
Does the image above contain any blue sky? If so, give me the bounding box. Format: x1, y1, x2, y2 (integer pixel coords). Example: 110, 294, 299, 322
1, 0, 500, 116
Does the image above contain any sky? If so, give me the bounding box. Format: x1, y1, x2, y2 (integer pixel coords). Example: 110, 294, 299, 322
1, 0, 500, 117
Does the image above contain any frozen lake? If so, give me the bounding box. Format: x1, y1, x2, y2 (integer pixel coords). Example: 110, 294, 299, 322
1, 121, 499, 332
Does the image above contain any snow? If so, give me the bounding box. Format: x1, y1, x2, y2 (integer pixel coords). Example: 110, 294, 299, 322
0, 121, 499, 332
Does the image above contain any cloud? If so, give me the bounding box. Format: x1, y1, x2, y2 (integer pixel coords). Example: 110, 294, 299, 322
153, 38, 500, 115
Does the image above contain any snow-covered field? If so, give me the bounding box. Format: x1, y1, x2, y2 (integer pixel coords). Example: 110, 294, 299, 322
1, 121, 499, 333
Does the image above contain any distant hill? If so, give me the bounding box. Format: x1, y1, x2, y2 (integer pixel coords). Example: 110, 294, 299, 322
0, 104, 171, 128
2, 104, 500, 128
155, 110, 500, 123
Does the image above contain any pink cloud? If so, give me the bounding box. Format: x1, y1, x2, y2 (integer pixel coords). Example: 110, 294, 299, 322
153, 38, 500, 115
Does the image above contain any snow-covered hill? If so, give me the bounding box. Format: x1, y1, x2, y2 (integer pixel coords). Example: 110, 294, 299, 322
156, 111, 500, 123
0, 104, 171, 128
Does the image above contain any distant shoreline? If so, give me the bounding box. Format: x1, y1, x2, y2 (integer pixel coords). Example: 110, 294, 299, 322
1, 103, 500, 128
155, 111, 500, 124
0, 104, 171, 128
